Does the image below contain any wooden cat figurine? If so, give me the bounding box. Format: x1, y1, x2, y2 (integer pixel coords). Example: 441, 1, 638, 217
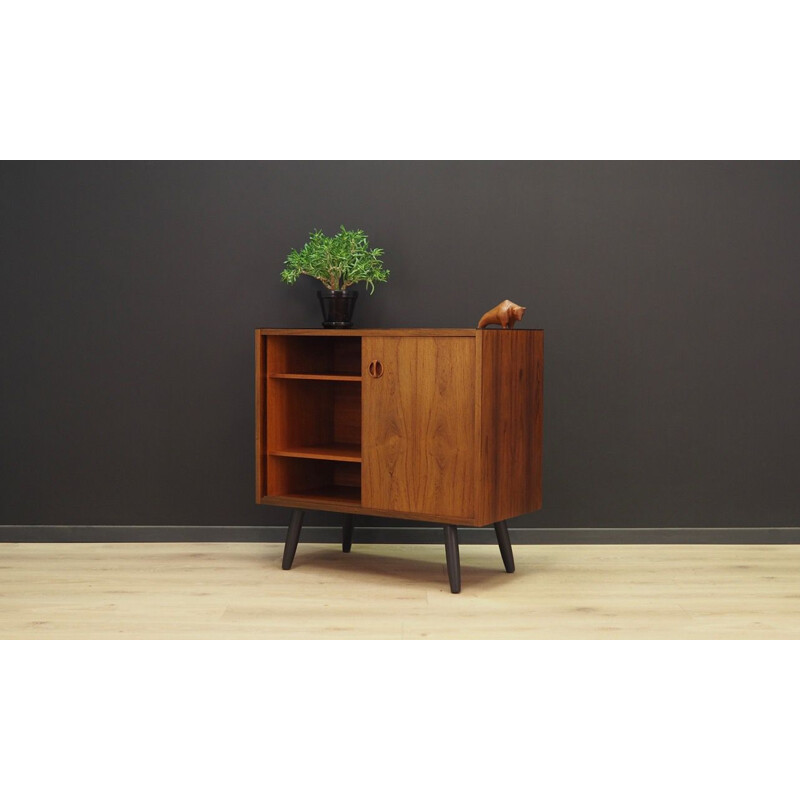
477, 299, 526, 329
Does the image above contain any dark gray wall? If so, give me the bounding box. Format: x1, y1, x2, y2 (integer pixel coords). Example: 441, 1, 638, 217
2, 162, 799, 534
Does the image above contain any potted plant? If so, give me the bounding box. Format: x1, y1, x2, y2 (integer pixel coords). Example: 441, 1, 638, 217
280, 226, 389, 328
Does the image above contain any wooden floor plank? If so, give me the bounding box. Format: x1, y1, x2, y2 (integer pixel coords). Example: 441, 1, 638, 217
1, 543, 799, 639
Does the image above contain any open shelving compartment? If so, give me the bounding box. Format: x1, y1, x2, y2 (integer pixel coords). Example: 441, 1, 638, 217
264, 335, 362, 506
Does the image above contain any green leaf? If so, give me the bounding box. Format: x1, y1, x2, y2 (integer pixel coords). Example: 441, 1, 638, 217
279, 226, 389, 293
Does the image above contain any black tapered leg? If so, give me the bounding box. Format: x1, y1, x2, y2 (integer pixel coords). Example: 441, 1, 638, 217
494, 519, 515, 573
443, 525, 461, 593
342, 514, 354, 553
282, 509, 304, 570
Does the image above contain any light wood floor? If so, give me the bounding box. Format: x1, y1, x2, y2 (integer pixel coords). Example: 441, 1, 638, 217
1, 542, 799, 638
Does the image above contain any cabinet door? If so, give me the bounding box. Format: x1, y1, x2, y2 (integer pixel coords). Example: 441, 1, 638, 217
362, 337, 475, 520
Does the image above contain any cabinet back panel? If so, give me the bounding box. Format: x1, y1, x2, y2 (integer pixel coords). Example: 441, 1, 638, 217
333, 462, 361, 488
266, 380, 334, 451
333, 383, 362, 446
333, 338, 362, 376
267, 455, 331, 497
267, 335, 361, 376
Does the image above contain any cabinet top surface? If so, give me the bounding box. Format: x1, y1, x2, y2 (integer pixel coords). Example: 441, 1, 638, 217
256, 328, 543, 336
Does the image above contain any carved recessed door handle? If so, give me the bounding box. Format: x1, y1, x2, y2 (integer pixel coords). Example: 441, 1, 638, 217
368, 360, 384, 378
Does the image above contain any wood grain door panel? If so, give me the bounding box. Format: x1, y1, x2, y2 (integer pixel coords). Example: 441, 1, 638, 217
362, 337, 475, 520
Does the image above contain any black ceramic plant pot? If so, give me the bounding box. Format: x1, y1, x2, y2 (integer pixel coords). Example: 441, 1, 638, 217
318, 290, 358, 328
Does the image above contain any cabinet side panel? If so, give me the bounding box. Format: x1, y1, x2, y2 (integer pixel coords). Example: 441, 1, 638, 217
255, 332, 268, 501
479, 330, 543, 525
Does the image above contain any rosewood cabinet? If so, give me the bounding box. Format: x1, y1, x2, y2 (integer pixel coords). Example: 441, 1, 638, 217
255, 328, 543, 593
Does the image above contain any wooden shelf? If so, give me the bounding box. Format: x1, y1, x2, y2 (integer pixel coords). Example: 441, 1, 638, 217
269, 444, 362, 463
269, 373, 361, 382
